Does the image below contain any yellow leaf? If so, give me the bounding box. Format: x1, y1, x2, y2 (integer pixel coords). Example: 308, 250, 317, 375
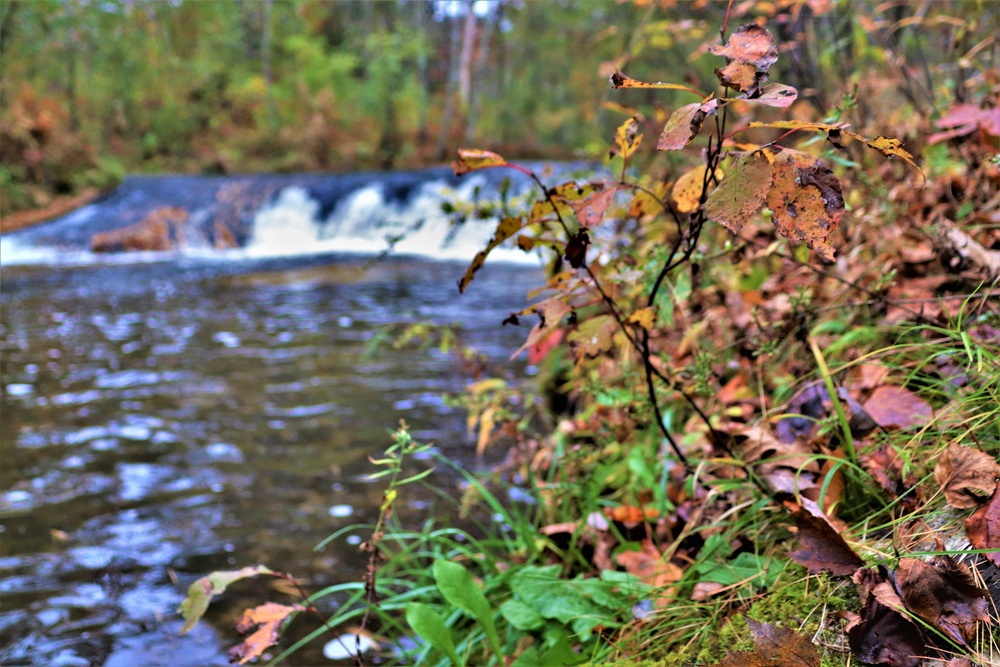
627, 307, 657, 330
476, 406, 496, 456
229, 602, 304, 665
671, 165, 723, 214
452, 148, 507, 175
458, 216, 528, 293
614, 116, 643, 160
610, 71, 704, 97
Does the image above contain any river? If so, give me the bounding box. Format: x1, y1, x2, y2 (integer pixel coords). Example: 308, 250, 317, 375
0, 169, 550, 666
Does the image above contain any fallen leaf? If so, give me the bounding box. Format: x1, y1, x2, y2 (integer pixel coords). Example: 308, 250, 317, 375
452, 148, 508, 175
896, 556, 991, 646
228, 602, 304, 665
860, 444, 918, 506
933, 443, 1000, 510
765, 149, 844, 261
790, 508, 864, 576
657, 100, 718, 151
703, 152, 773, 234
862, 385, 933, 430
615, 540, 681, 607
713, 618, 820, 667
177, 565, 276, 636
966, 486, 1000, 568
848, 567, 926, 667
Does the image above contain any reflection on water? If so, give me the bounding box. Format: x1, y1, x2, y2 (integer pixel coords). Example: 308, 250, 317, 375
0, 256, 538, 666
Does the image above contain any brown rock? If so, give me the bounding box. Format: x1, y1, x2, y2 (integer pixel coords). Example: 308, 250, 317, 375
91, 207, 188, 253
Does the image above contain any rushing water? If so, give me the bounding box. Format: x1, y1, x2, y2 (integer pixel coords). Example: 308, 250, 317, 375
0, 170, 549, 666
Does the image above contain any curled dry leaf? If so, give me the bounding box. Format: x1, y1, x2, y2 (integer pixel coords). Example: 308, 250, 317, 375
896, 556, 991, 646
790, 508, 864, 576
657, 100, 718, 151
933, 443, 1000, 510
966, 486, 1000, 568
764, 149, 844, 261
228, 602, 304, 665
713, 618, 820, 667
703, 152, 773, 234
862, 385, 933, 430
451, 148, 508, 175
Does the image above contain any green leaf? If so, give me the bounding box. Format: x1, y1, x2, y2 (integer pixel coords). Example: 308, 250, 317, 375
500, 599, 546, 631
509, 646, 540, 667
539, 632, 582, 665
432, 559, 503, 662
177, 565, 276, 636
406, 603, 462, 666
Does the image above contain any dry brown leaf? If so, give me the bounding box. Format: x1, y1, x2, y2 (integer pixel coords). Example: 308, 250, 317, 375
790, 508, 864, 576
710, 24, 779, 94
849, 567, 926, 667
862, 385, 933, 430
897, 556, 991, 646
713, 618, 820, 667
967, 486, 1000, 567
933, 443, 1000, 510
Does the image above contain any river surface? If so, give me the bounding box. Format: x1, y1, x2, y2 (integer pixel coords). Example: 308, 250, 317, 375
1, 239, 542, 663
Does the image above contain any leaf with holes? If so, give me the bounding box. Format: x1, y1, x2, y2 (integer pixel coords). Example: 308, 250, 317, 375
614, 116, 643, 160
228, 602, 303, 665
748, 83, 798, 108
657, 100, 718, 151
452, 148, 508, 175
703, 152, 773, 234
765, 149, 844, 261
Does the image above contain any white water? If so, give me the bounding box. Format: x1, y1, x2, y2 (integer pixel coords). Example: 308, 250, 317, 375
1, 176, 543, 268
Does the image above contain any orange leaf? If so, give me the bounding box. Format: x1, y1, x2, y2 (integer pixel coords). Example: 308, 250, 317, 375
615, 540, 681, 607
764, 149, 844, 261
228, 602, 304, 665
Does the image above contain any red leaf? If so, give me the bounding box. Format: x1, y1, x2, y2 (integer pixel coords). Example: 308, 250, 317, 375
967, 486, 1000, 567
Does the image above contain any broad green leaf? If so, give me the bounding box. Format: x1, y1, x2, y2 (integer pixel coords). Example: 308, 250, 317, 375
703, 152, 773, 234
452, 148, 507, 175
539, 632, 582, 666
500, 599, 546, 631
509, 646, 540, 667
178, 565, 276, 636
432, 560, 503, 661
406, 603, 461, 666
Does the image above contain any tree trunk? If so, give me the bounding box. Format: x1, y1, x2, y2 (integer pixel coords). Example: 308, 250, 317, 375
458, 0, 476, 110
434, 16, 462, 160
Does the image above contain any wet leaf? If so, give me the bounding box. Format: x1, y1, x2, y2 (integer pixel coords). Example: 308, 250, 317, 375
862, 385, 933, 430
897, 556, 991, 646
178, 565, 276, 636
933, 443, 1000, 510
614, 116, 643, 160
764, 149, 844, 261
458, 216, 528, 293
452, 148, 508, 175
671, 165, 723, 214
749, 83, 798, 108
615, 540, 681, 607
967, 487, 1000, 567
714, 619, 820, 667
228, 602, 303, 665
790, 508, 864, 576
703, 152, 773, 234
849, 567, 926, 667
657, 100, 718, 151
